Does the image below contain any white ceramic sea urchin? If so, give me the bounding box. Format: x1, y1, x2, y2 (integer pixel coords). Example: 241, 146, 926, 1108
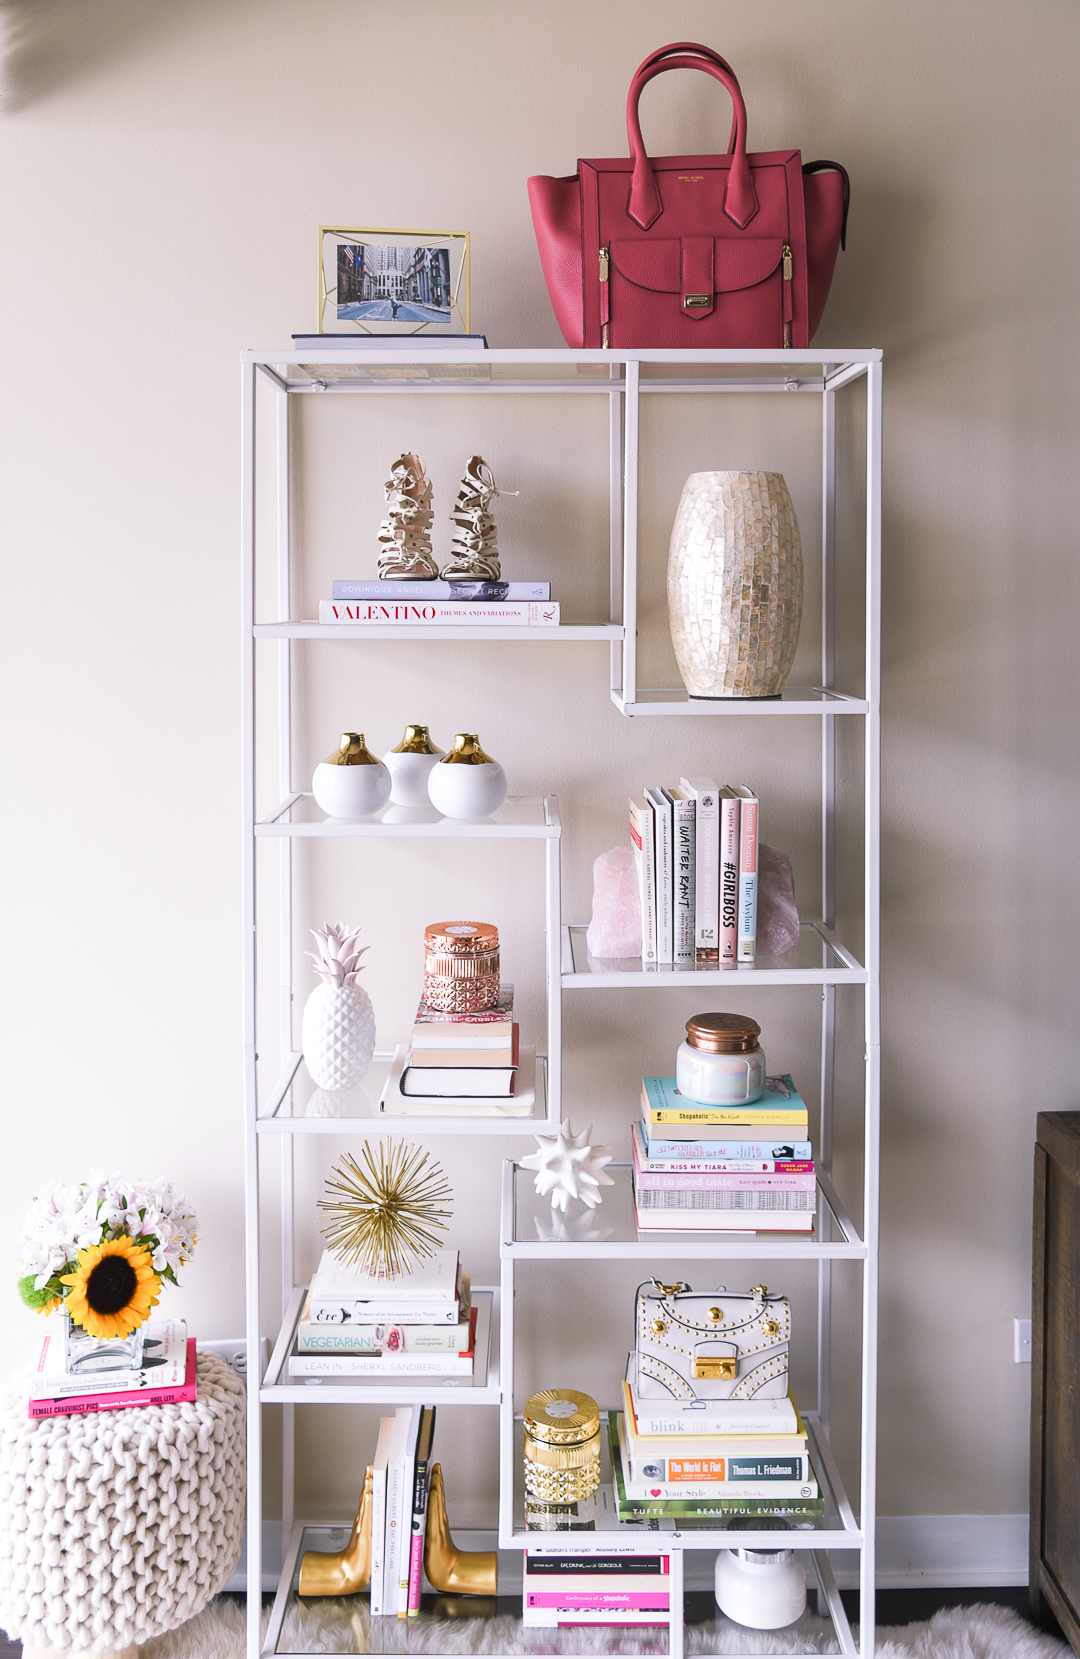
521, 1122, 615, 1214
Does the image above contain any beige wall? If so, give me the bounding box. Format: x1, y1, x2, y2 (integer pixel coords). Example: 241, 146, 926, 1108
2, 0, 1078, 1535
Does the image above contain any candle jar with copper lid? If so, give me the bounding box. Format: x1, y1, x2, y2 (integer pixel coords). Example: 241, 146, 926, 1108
423, 921, 500, 1014
676, 1012, 766, 1106
523, 1388, 601, 1505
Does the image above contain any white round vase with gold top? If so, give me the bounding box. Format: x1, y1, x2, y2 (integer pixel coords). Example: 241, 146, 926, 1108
523, 1388, 601, 1504
667, 470, 802, 698
382, 723, 444, 806
312, 733, 391, 818
426, 732, 507, 819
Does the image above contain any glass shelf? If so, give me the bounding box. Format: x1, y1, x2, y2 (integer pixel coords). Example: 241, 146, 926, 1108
614, 686, 869, 717
255, 621, 622, 641
503, 1414, 858, 1552
503, 1165, 865, 1261
563, 923, 866, 987
255, 793, 560, 839
261, 1287, 499, 1406
258, 1053, 552, 1137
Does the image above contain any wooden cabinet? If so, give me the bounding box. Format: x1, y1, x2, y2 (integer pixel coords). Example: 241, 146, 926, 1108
1030, 1111, 1080, 1651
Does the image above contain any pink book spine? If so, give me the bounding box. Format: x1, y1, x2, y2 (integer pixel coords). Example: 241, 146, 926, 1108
526, 1592, 670, 1611
29, 1340, 197, 1419
407, 1532, 424, 1613
633, 1166, 816, 1192
718, 790, 740, 963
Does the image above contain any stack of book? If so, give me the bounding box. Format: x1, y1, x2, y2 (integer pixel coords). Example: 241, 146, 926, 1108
523, 1546, 671, 1628
319, 579, 558, 629
630, 777, 760, 966
633, 1073, 816, 1233
610, 1382, 823, 1524
288, 1249, 484, 1380
29, 1319, 196, 1420
381, 986, 536, 1117
369, 1404, 439, 1617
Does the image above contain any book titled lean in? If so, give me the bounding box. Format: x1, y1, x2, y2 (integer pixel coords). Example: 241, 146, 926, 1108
29, 1338, 197, 1419
332, 579, 550, 601
318, 599, 559, 626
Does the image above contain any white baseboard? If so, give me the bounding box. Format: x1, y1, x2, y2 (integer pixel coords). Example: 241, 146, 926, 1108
833, 1515, 1028, 1589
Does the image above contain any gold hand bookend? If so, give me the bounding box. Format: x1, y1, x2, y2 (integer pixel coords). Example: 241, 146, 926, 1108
423, 1463, 498, 1595
298, 1466, 373, 1596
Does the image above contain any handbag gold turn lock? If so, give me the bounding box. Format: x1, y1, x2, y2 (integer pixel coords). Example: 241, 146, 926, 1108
683, 293, 710, 309
694, 1355, 738, 1380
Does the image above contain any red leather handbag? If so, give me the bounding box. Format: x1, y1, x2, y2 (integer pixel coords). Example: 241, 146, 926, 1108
528, 42, 849, 350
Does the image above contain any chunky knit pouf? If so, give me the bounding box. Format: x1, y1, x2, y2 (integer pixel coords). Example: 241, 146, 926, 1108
0, 1350, 245, 1654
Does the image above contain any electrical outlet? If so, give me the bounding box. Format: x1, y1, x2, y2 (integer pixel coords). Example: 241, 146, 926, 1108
1014, 1318, 1032, 1363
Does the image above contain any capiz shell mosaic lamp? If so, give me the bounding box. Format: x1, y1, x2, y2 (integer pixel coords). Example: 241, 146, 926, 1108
667, 470, 802, 698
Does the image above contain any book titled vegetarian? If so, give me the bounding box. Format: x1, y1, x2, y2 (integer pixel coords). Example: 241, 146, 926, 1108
28, 1338, 197, 1419
296, 1278, 471, 1351
319, 600, 559, 626
288, 1305, 480, 1377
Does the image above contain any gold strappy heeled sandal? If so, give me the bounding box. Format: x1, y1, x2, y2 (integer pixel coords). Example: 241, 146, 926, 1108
440, 455, 511, 582
377, 452, 438, 579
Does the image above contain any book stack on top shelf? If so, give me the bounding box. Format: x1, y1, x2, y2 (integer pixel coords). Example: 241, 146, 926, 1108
381, 985, 536, 1117
28, 1319, 195, 1420
288, 1250, 478, 1380
631, 779, 759, 966
523, 1546, 672, 1629
633, 1074, 816, 1233
611, 1383, 822, 1524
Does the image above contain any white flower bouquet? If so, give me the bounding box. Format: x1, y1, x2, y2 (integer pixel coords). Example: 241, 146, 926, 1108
17, 1172, 198, 1339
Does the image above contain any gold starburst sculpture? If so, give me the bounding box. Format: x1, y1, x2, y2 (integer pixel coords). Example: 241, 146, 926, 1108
318, 1142, 452, 1279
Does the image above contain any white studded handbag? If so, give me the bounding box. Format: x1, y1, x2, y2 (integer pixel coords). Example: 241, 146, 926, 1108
634, 1279, 790, 1401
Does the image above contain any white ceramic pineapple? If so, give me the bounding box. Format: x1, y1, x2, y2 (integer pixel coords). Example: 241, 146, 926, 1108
301, 922, 376, 1090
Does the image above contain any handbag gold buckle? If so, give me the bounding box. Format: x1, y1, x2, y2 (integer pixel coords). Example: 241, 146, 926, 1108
694, 1356, 737, 1380
683, 293, 710, 309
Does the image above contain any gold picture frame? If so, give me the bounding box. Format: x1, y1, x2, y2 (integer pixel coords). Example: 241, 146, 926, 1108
318, 227, 470, 335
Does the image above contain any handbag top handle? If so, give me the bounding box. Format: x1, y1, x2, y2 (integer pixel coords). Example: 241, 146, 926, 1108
625, 41, 759, 232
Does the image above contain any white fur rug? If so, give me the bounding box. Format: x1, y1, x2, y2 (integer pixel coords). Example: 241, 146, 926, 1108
135, 1595, 1071, 1658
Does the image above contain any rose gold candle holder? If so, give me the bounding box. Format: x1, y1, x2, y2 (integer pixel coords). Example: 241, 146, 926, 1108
423, 921, 500, 1013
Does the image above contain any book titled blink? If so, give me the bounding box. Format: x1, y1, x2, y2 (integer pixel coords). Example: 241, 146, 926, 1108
319, 600, 559, 625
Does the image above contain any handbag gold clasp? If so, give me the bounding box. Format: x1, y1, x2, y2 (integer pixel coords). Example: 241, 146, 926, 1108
683, 293, 710, 309
694, 1356, 737, 1380
655, 1281, 688, 1296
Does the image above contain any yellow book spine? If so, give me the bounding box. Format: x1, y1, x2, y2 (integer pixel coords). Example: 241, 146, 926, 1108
648, 1108, 809, 1126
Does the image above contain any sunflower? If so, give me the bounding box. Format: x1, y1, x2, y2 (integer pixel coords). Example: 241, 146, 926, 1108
60, 1236, 161, 1339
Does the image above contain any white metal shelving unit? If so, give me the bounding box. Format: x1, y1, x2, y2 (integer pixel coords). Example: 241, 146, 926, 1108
242, 344, 881, 1659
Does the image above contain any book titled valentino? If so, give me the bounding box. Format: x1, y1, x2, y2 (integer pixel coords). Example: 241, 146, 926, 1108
319, 600, 559, 626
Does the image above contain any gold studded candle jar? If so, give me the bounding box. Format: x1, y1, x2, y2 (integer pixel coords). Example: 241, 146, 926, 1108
667, 471, 803, 698
523, 1389, 601, 1504
423, 921, 500, 1013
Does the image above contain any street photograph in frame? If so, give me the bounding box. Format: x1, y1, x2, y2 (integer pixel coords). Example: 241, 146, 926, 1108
319, 228, 469, 335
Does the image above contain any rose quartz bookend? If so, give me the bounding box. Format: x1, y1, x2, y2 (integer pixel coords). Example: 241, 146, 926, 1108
757, 842, 800, 956
586, 844, 642, 959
